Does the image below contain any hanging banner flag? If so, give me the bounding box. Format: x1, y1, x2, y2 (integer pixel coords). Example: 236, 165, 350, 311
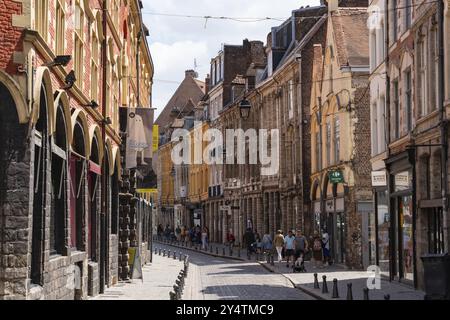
152, 125, 159, 152
126, 107, 154, 169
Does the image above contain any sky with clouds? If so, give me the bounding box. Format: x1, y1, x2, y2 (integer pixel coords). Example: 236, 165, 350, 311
141, 0, 321, 118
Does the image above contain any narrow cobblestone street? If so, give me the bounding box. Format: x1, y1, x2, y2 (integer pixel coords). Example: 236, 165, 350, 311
93, 243, 314, 300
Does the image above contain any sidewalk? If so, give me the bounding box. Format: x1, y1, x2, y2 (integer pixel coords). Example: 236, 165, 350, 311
90, 254, 184, 300
155, 239, 425, 300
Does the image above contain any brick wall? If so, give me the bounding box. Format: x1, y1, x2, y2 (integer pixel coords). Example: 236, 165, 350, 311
0, 0, 23, 74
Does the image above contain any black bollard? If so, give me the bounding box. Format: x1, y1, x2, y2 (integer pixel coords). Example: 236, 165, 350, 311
332, 279, 339, 299
384, 294, 390, 300
222, 247, 226, 256
322, 276, 328, 294
169, 291, 176, 300
163, 249, 166, 257
173, 252, 177, 260
216, 247, 219, 255
346, 283, 353, 300
313, 273, 320, 289
238, 249, 241, 258
168, 250, 171, 258
363, 287, 369, 300
159, 248, 161, 255
179, 252, 182, 261
270, 255, 275, 266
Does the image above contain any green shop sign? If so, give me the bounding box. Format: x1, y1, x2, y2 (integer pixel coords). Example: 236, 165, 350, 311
329, 170, 344, 184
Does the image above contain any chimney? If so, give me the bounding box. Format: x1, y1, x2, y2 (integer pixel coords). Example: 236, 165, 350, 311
205, 74, 210, 94
185, 69, 198, 78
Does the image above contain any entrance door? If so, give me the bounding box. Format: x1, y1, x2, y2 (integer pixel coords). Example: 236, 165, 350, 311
392, 196, 414, 281
327, 213, 345, 264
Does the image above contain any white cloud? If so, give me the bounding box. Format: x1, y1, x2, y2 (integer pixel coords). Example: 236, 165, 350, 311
142, 0, 321, 117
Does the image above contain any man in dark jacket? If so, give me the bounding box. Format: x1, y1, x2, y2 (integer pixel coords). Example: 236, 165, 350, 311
243, 228, 256, 258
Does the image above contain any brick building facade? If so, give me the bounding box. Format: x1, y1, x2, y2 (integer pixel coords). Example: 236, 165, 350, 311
0, 0, 153, 299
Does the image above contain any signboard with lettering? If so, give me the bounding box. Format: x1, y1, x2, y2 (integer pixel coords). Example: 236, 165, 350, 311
329, 170, 344, 184
372, 171, 387, 187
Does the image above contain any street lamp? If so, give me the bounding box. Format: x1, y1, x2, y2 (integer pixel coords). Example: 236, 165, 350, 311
239, 97, 252, 120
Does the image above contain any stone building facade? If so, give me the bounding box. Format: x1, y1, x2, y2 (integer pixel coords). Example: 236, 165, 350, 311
309, 1, 371, 269
0, 0, 153, 299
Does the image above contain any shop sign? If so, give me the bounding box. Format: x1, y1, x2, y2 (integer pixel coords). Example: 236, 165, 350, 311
329, 170, 344, 184
394, 171, 412, 192
371, 171, 387, 187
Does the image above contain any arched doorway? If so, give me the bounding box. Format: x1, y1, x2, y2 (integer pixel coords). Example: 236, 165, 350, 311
0, 81, 29, 294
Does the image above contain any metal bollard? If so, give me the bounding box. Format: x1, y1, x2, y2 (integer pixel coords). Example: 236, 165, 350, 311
346, 283, 353, 300
384, 294, 390, 300
179, 252, 182, 261
238, 249, 241, 258
159, 248, 162, 255
173, 252, 177, 260
332, 279, 339, 299
363, 287, 369, 300
270, 255, 275, 266
216, 247, 219, 255
169, 291, 177, 300
163, 249, 166, 257
322, 276, 328, 294
313, 273, 320, 289
222, 247, 226, 256
168, 250, 171, 258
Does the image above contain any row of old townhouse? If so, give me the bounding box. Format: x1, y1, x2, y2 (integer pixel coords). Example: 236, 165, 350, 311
156, 0, 450, 292
369, 0, 450, 290
0, 0, 155, 299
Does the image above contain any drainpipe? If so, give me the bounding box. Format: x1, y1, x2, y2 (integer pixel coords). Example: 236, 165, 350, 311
100, 0, 107, 293
296, 54, 305, 232
438, 0, 449, 253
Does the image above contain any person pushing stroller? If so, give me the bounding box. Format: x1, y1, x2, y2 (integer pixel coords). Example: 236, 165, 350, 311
293, 230, 308, 273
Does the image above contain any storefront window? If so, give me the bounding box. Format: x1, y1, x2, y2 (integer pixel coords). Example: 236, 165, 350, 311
400, 196, 414, 281
428, 208, 444, 254
377, 191, 389, 275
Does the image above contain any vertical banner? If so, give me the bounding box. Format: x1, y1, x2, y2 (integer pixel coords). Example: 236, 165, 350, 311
152, 125, 159, 152
126, 107, 154, 169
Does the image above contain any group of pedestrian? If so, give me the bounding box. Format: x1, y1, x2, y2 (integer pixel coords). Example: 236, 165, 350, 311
241, 228, 274, 258
273, 229, 332, 268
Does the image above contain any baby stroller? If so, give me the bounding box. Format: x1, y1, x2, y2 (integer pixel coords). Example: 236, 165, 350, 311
292, 252, 306, 273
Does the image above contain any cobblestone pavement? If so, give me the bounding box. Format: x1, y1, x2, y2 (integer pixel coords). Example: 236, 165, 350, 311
157, 243, 315, 300
90, 253, 184, 300
156, 240, 425, 300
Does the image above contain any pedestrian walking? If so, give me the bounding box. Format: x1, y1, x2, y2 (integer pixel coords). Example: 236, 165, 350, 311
227, 229, 236, 252
293, 230, 308, 265
175, 225, 181, 241
201, 227, 208, 250
274, 230, 284, 263
243, 228, 256, 258
262, 232, 272, 254
322, 229, 331, 266
311, 230, 323, 268
284, 230, 296, 268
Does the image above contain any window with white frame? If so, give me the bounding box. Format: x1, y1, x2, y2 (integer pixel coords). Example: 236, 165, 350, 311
74, 0, 84, 90
288, 80, 294, 119
334, 116, 340, 164
36, 0, 49, 40
371, 102, 378, 155
418, 34, 428, 117
55, 1, 65, 55
405, 68, 412, 132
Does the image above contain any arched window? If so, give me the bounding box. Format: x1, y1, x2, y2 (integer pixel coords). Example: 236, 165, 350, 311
70, 117, 87, 251
50, 102, 69, 255
31, 85, 49, 285
88, 134, 101, 261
